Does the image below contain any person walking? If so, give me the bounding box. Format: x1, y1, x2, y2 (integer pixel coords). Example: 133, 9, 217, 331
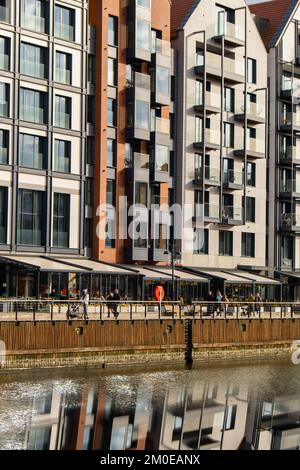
106, 291, 114, 318
248, 293, 255, 317
112, 288, 121, 319
215, 290, 223, 316
81, 288, 89, 320
222, 294, 229, 315
207, 290, 215, 317
255, 292, 263, 317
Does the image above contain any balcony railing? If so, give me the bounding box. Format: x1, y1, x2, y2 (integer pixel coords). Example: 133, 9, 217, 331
0, 147, 8, 164
281, 78, 300, 99
280, 113, 300, 128
280, 179, 300, 193
134, 152, 149, 169
20, 105, 44, 124
204, 203, 219, 219
222, 205, 243, 222
195, 166, 220, 183
0, 54, 9, 70
0, 102, 8, 117
216, 19, 244, 41
55, 112, 71, 129
127, 72, 150, 90
155, 39, 171, 58
21, 14, 45, 33
0, 5, 10, 23
53, 232, 69, 248
280, 145, 300, 162
54, 22, 74, 42
56, 68, 71, 85
247, 138, 264, 154
223, 169, 243, 186
197, 92, 221, 109
17, 229, 42, 246
203, 52, 244, 78
236, 100, 264, 118
20, 152, 44, 169
21, 60, 45, 79
281, 213, 300, 228
154, 117, 169, 134
54, 158, 70, 173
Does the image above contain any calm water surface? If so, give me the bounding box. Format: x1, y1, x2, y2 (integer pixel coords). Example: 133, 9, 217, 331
0, 359, 300, 450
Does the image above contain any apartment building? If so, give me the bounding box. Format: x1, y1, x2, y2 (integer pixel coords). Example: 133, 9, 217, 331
172, 0, 268, 274
0, 0, 92, 296
89, 0, 173, 265
250, 0, 300, 299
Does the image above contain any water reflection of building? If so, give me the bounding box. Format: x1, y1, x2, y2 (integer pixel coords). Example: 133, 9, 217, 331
22, 380, 300, 451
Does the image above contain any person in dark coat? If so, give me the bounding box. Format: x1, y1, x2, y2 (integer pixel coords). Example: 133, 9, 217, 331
112, 288, 121, 318
207, 290, 215, 316
106, 291, 114, 318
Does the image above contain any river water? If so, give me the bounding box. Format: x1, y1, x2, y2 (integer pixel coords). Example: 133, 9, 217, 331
0, 358, 300, 450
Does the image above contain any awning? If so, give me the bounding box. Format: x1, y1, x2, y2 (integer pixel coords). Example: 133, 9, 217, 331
190, 268, 252, 283
150, 268, 209, 283
228, 270, 281, 285
51, 257, 136, 275
276, 271, 300, 280
122, 266, 173, 280
0, 255, 86, 272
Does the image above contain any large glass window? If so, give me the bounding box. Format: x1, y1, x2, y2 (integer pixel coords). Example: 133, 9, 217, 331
224, 87, 234, 112
20, 88, 46, 124
106, 138, 115, 167
88, 55, 96, 84
137, 0, 150, 7
107, 98, 116, 126
136, 18, 151, 52
195, 116, 203, 142
0, 36, 9, 70
87, 137, 94, 165
0, 82, 9, 117
55, 51, 71, 85
155, 224, 168, 250
243, 196, 256, 222
53, 193, 69, 247
54, 139, 70, 173
19, 134, 46, 169
281, 235, 293, 265
0, 186, 7, 243
21, 0, 47, 33
241, 232, 255, 257
247, 58, 257, 84
108, 15, 118, 46
0, 129, 8, 164
219, 231, 233, 256
245, 162, 256, 186
224, 122, 234, 148
196, 48, 204, 66
135, 182, 147, 205
196, 80, 203, 106
54, 5, 75, 41
155, 145, 169, 172
17, 189, 43, 246
0, 0, 10, 23
55, 95, 71, 129
108, 57, 117, 86
135, 100, 149, 130
194, 228, 208, 254
20, 42, 47, 79
105, 179, 115, 248
85, 178, 93, 206
156, 66, 169, 96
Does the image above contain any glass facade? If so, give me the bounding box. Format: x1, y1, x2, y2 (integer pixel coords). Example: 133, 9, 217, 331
156, 66, 169, 95
0, 129, 8, 164
155, 145, 169, 172
106, 138, 115, 167
219, 231, 233, 256
21, 0, 47, 34
55, 95, 71, 129
55, 51, 71, 84
107, 98, 116, 127
53, 193, 69, 248
135, 100, 149, 130
17, 189, 43, 246
105, 179, 115, 248
0, 186, 7, 243
194, 228, 208, 254
54, 5, 75, 42
20, 42, 47, 79
108, 16, 118, 46
136, 18, 151, 52
0, 82, 8, 117
54, 139, 70, 173
242, 232, 255, 258
20, 88, 46, 124
0, 36, 9, 70
19, 134, 46, 169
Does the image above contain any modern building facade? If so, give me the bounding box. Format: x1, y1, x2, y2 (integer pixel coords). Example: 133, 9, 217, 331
171, 0, 268, 272
250, 0, 300, 299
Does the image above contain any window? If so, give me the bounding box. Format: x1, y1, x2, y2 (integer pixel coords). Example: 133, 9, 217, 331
281, 235, 293, 264
247, 127, 256, 139
54, 139, 70, 173
56, 51, 71, 85
108, 57, 117, 86
88, 55, 96, 84
243, 196, 255, 222
156, 66, 169, 96
105, 179, 115, 248
0, 187, 7, 243
135, 182, 147, 205
21, 0, 47, 34
0, 36, 9, 70
84, 219, 92, 248
85, 178, 93, 206
87, 96, 94, 125
195, 116, 203, 142
135, 100, 149, 130
20, 42, 47, 79
217, 5, 235, 35
107, 98, 117, 127
19, 134, 46, 169
17, 189, 44, 245
54, 5, 75, 42
106, 138, 116, 167
219, 231, 233, 256
155, 224, 168, 250
196, 80, 203, 106
155, 145, 169, 172
0, 82, 9, 117
196, 47, 204, 66
245, 162, 256, 186
224, 87, 234, 112
137, 0, 150, 7
247, 58, 257, 84
108, 16, 118, 46
0, 129, 8, 164
241, 233, 255, 258
53, 193, 69, 247
55, 95, 71, 129
20, 88, 46, 124
224, 122, 234, 148
223, 405, 237, 431
86, 137, 94, 165
248, 92, 257, 104
194, 228, 208, 254
136, 18, 151, 52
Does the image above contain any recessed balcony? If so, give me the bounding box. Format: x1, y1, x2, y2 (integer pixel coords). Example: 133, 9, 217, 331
194, 129, 221, 151
221, 205, 243, 225
193, 204, 220, 224
212, 19, 245, 48
194, 92, 221, 115
280, 78, 300, 101
279, 179, 300, 198
193, 166, 220, 187
279, 145, 300, 166
280, 113, 300, 134
234, 101, 265, 125
280, 213, 300, 232
194, 52, 245, 85
223, 169, 243, 190
234, 138, 265, 159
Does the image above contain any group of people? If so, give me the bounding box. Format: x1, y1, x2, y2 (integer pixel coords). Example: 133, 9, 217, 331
105, 289, 121, 319
206, 290, 263, 316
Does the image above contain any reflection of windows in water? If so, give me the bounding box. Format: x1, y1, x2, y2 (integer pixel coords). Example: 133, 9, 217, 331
207, 383, 218, 400
28, 426, 51, 450
223, 405, 237, 431
227, 384, 239, 397
262, 402, 273, 417
34, 392, 52, 415
110, 421, 133, 450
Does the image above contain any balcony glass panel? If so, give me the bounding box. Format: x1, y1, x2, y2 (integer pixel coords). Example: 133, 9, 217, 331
55, 112, 70, 129
154, 117, 169, 134
20, 105, 44, 124
222, 205, 243, 221
0, 5, 9, 23
204, 203, 219, 219
134, 152, 149, 169
155, 39, 171, 58
224, 169, 243, 185
281, 213, 300, 227
22, 14, 45, 32
155, 144, 169, 172
21, 59, 45, 79
195, 166, 220, 182
280, 179, 300, 193
216, 16, 244, 40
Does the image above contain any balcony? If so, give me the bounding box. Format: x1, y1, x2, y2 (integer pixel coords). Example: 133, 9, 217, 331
0, 54, 9, 71
223, 169, 243, 190
20, 105, 45, 124
54, 22, 74, 42
280, 113, 300, 133
55, 112, 71, 129
193, 203, 219, 224
126, 152, 149, 183
194, 128, 221, 151
234, 101, 265, 125
194, 166, 220, 186
212, 19, 245, 48
152, 38, 171, 65
194, 92, 221, 115
0, 101, 8, 118
21, 14, 46, 33
20, 60, 46, 79
0, 147, 8, 164
56, 68, 71, 85
234, 138, 265, 159
0, 5, 10, 23
279, 179, 300, 198
280, 78, 300, 101
150, 117, 170, 146
280, 213, 300, 232
221, 205, 243, 225
279, 145, 300, 166
194, 52, 245, 85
